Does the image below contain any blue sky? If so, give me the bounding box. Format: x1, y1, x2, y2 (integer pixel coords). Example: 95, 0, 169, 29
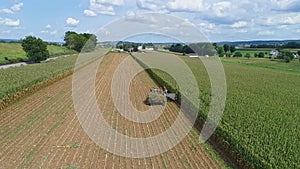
0, 0, 300, 42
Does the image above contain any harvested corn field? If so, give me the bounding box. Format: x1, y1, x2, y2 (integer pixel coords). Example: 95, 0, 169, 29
0, 53, 228, 168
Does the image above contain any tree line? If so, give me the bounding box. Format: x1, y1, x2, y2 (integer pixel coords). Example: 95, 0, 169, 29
250, 42, 300, 49
167, 43, 216, 56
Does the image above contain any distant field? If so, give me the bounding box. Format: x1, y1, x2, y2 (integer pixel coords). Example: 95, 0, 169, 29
0, 42, 77, 65
221, 57, 300, 75
234, 49, 271, 57
47, 45, 77, 56
0, 43, 26, 64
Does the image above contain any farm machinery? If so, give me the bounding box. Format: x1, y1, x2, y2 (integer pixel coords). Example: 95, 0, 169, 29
146, 88, 176, 105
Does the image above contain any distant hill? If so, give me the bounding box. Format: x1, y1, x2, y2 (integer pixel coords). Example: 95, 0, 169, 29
3, 39, 300, 47
99, 40, 300, 47
0, 39, 19, 43
217, 40, 300, 46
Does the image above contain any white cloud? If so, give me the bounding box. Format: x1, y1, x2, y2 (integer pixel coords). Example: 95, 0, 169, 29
136, 0, 164, 11
11, 2, 24, 11
84, 9, 97, 16
1, 2, 24, 15
211, 1, 232, 17
270, 0, 292, 8
1, 9, 14, 14
136, 0, 205, 13
66, 18, 80, 27
266, 14, 300, 25
85, 0, 124, 16
0, 18, 20, 26
167, 0, 204, 12
231, 21, 247, 28
92, 0, 124, 6
46, 24, 51, 29
198, 22, 217, 33
94, 5, 116, 15
235, 29, 247, 33
258, 30, 274, 35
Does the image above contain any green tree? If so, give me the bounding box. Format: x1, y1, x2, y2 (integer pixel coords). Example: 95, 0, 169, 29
223, 44, 230, 53
217, 46, 225, 57
278, 50, 294, 62
245, 53, 251, 59
21, 36, 49, 63
258, 52, 265, 58
212, 43, 218, 52
64, 31, 97, 52
230, 45, 236, 53
82, 34, 97, 52
233, 52, 242, 57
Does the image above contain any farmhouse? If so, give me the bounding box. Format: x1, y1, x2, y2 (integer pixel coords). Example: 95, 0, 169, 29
269, 50, 279, 57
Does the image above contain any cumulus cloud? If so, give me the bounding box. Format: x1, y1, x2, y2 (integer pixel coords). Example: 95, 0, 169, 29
66, 17, 80, 27
0, 18, 20, 26
84, 0, 124, 16
211, 1, 232, 17
266, 13, 300, 25
46, 24, 51, 29
91, 4, 116, 15
231, 21, 248, 28
1, 2, 24, 15
167, 0, 204, 12
93, 0, 124, 6
11, 2, 24, 11
271, 0, 295, 9
1, 9, 14, 14
136, 0, 205, 13
136, 0, 166, 11
84, 9, 97, 16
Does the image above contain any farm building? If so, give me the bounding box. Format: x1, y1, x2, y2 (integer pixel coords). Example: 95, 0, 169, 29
269, 50, 279, 57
